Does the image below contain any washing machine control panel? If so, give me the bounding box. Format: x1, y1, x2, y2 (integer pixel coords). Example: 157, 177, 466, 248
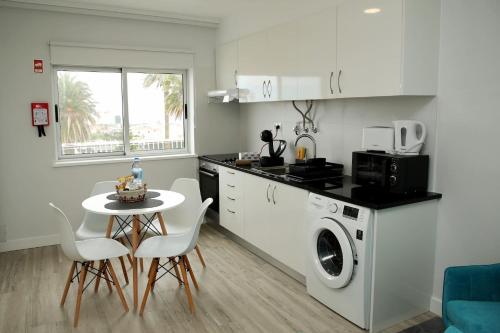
327, 202, 339, 213
342, 206, 359, 220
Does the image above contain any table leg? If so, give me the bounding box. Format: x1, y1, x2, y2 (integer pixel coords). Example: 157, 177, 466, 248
156, 212, 168, 235
132, 214, 140, 309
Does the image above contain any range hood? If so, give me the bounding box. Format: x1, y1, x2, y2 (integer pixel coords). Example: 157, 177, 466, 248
207, 88, 248, 103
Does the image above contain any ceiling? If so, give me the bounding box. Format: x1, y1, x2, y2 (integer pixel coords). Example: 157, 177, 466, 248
1, 0, 336, 24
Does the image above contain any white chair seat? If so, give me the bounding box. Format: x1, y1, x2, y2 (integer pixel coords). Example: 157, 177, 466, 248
76, 223, 133, 240
135, 234, 191, 258
76, 238, 130, 261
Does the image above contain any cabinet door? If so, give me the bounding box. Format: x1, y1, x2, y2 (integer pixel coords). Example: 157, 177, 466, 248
216, 41, 238, 90
238, 31, 270, 103
242, 174, 273, 253
267, 22, 298, 101
268, 183, 308, 274
337, 0, 403, 97
297, 7, 337, 100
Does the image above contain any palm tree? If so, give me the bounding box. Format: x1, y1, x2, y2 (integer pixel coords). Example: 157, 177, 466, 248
58, 73, 97, 143
143, 74, 184, 139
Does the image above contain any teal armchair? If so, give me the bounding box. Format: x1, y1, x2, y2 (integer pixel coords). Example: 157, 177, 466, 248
442, 263, 500, 333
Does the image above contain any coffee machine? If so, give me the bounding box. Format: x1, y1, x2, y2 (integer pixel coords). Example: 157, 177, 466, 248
259, 129, 287, 167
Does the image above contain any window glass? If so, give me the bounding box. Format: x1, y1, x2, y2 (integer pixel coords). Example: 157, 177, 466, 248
127, 72, 185, 152
56, 70, 123, 156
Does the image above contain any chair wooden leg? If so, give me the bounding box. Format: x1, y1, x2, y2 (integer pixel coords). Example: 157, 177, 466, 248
148, 259, 159, 292
179, 257, 195, 314
74, 262, 89, 327
184, 255, 199, 290
103, 262, 113, 293
140, 258, 159, 316
118, 256, 129, 284
194, 244, 206, 268
60, 261, 76, 306
94, 260, 104, 293
107, 260, 129, 312
170, 257, 182, 287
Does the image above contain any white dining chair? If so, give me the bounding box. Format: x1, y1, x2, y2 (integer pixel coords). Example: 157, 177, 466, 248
136, 198, 213, 315
49, 203, 129, 327
146, 178, 208, 268
77, 181, 133, 283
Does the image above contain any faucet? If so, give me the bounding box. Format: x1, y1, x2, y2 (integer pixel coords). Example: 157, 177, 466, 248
294, 134, 316, 159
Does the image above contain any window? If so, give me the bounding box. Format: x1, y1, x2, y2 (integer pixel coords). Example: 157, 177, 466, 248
54, 67, 188, 159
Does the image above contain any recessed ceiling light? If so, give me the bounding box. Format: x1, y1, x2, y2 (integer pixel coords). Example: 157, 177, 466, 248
364, 8, 381, 14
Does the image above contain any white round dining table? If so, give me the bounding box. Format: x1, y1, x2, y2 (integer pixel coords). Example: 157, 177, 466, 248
82, 189, 185, 309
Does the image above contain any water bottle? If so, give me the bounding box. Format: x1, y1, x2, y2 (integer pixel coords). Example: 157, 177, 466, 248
131, 157, 144, 185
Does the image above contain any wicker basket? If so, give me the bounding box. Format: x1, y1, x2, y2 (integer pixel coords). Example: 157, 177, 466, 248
116, 185, 147, 203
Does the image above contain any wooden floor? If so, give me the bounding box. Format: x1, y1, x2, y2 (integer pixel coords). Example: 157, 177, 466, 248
0, 224, 437, 333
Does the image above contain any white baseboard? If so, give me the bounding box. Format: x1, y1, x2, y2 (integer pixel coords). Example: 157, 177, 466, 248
0, 234, 59, 252
430, 296, 442, 316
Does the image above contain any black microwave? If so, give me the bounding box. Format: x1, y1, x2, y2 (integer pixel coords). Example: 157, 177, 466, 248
352, 151, 429, 194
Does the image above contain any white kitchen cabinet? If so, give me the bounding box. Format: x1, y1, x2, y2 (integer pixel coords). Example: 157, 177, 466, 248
337, 0, 440, 97
219, 167, 244, 237
216, 41, 238, 90
237, 22, 298, 103
241, 174, 273, 253
267, 182, 308, 274
242, 173, 308, 274
237, 31, 272, 103
296, 7, 338, 100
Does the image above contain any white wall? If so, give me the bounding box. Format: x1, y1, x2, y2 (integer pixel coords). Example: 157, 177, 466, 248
431, 0, 500, 312
0, 7, 240, 250
239, 97, 437, 178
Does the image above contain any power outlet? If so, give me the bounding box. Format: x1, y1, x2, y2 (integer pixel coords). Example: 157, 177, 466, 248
0, 224, 6, 243
274, 123, 281, 131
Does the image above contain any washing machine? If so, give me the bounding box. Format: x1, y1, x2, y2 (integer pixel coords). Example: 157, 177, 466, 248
306, 193, 373, 329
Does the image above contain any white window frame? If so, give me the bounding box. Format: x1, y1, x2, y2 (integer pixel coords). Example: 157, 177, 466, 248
52, 66, 190, 160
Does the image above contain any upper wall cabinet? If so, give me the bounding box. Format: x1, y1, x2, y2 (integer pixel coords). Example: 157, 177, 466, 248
216, 40, 238, 90
337, 0, 440, 98
216, 0, 440, 103
296, 7, 338, 100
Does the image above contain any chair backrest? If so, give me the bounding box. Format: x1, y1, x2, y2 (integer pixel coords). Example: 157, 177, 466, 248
49, 203, 81, 261
168, 178, 203, 228
184, 198, 213, 254
81, 181, 118, 230
91, 181, 117, 196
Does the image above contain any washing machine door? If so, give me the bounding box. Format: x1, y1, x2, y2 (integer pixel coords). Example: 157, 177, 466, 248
311, 217, 355, 289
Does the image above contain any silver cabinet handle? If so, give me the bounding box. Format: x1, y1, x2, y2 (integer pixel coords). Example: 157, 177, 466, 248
227, 170, 235, 175
266, 184, 271, 203
227, 209, 236, 214
267, 80, 272, 98
226, 184, 235, 188
272, 185, 277, 205
338, 69, 342, 94
234, 70, 238, 87
227, 196, 236, 201
329, 71, 334, 94
262, 80, 267, 98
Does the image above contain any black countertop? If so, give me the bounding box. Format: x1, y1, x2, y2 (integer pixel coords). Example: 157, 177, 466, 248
199, 154, 442, 210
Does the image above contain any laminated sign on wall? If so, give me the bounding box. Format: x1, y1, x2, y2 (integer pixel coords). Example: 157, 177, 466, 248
31, 102, 49, 137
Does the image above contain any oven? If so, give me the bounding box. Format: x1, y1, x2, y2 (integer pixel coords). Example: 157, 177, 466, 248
199, 161, 219, 212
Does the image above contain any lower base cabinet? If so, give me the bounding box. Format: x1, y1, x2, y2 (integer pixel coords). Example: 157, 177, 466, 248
241, 173, 308, 275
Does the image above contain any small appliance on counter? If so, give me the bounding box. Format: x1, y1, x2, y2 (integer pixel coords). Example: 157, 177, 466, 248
362, 127, 395, 153
259, 129, 286, 167
393, 120, 427, 155
352, 151, 429, 194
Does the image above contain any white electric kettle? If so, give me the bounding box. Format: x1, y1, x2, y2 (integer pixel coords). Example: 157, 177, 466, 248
393, 120, 426, 155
